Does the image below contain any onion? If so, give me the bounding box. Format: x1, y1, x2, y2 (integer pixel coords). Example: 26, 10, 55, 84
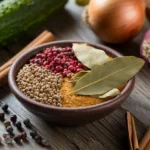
84, 0, 145, 44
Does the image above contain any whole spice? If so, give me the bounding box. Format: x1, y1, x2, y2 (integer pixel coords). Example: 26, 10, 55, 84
83, 0, 145, 43
35, 135, 42, 144
1, 104, 8, 112
10, 115, 17, 124
30, 130, 38, 139
23, 119, 32, 128
4, 120, 11, 128
15, 121, 22, 130
41, 139, 50, 147
30, 46, 84, 77
3, 133, 13, 144
20, 132, 27, 140
17, 64, 63, 107
14, 135, 22, 143
6, 126, 13, 134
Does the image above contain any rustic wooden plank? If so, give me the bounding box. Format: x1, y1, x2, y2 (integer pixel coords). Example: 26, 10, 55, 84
0, 0, 149, 149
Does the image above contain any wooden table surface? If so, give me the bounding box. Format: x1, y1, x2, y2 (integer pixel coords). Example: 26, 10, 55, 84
0, 0, 149, 149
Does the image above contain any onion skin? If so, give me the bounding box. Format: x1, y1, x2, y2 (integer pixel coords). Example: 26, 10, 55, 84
140, 28, 150, 65
87, 0, 145, 44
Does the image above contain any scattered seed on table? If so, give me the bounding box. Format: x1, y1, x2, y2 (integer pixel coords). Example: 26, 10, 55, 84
20, 132, 27, 140
6, 126, 13, 133
4, 120, 11, 128
30, 130, 38, 139
23, 119, 32, 128
14, 135, 22, 143
35, 135, 42, 144
3, 133, 13, 144
1, 104, 8, 112
15, 121, 22, 129
41, 139, 50, 147
10, 114, 17, 123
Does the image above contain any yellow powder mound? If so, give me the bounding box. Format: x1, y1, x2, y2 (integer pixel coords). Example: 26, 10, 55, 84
61, 78, 107, 107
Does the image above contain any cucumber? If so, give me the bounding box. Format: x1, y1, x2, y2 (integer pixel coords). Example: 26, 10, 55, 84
0, 0, 68, 45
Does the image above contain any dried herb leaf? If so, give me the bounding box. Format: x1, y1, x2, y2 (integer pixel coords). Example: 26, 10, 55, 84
71, 56, 144, 95
72, 71, 89, 82
99, 88, 120, 98
73, 43, 109, 69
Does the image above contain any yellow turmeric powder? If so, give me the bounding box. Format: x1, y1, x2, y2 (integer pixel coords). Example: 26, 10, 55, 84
61, 78, 108, 107
61, 78, 125, 107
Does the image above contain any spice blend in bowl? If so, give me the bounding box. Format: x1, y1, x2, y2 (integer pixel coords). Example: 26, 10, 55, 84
15, 43, 144, 108
9, 41, 143, 125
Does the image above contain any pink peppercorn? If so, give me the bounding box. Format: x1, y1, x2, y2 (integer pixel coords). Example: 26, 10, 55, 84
30, 46, 85, 77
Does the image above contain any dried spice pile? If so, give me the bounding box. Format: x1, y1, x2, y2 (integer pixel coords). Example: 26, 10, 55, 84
16, 43, 144, 108
17, 64, 63, 107
30, 46, 85, 77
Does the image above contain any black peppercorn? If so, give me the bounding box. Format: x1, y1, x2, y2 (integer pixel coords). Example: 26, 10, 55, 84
35, 135, 42, 144
14, 135, 22, 143
15, 121, 22, 129
0, 112, 5, 121
6, 126, 13, 133
30, 130, 38, 139
1, 104, 8, 112
23, 119, 32, 128
10, 115, 17, 123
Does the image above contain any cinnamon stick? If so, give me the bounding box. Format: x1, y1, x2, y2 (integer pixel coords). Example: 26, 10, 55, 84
0, 30, 54, 72
145, 140, 150, 150
127, 112, 134, 150
0, 30, 54, 86
131, 116, 139, 150
140, 128, 150, 150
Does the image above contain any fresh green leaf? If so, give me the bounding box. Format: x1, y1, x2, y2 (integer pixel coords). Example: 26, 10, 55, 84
99, 88, 120, 98
73, 43, 109, 69
71, 56, 144, 95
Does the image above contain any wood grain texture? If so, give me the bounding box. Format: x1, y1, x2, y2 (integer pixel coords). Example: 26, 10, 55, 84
0, 0, 149, 149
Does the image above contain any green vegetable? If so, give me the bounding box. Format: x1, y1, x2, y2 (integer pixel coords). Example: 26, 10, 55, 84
0, 0, 67, 45
73, 43, 109, 69
71, 56, 144, 95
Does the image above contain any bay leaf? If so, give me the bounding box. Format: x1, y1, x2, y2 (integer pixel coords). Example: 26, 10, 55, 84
73, 43, 109, 69
99, 88, 120, 98
71, 56, 144, 95
72, 71, 89, 82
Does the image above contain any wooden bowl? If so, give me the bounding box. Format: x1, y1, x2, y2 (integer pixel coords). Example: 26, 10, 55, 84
8, 41, 135, 125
